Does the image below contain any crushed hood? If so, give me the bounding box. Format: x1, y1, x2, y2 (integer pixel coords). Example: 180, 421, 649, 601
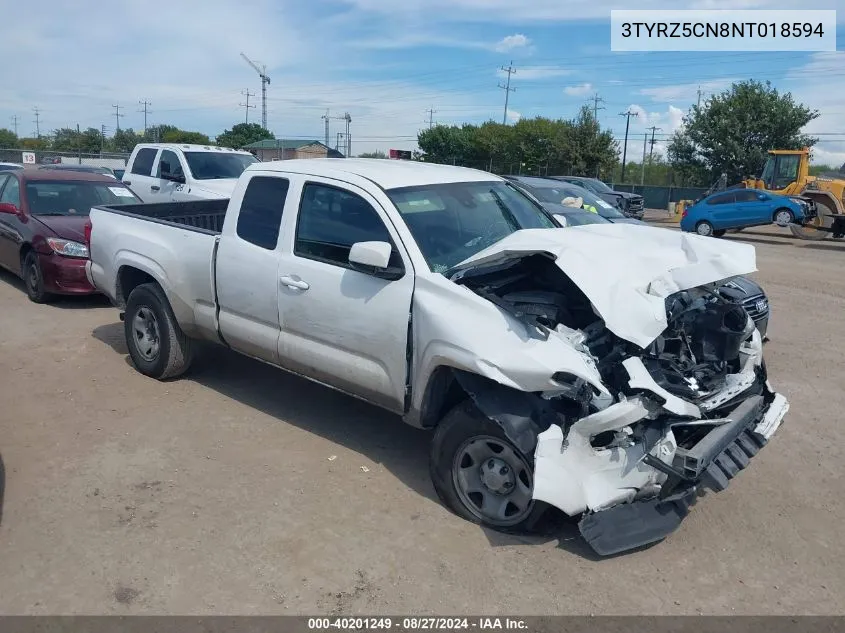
450, 224, 757, 348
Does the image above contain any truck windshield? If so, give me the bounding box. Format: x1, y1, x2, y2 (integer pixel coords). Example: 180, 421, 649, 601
26, 181, 139, 216
184, 152, 258, 180
386, 181, 556, 273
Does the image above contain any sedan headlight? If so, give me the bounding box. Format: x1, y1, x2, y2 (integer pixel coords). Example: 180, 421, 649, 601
46, 237, 89, 258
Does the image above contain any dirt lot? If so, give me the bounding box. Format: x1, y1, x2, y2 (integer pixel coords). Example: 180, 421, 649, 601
0, 223, 843, 615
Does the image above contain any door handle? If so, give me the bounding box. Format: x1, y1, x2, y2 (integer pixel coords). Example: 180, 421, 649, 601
124, 180, 131, 185
280, 275, 309, 291
151, 185, 160, 191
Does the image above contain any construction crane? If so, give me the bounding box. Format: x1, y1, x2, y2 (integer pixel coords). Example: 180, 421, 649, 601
240, 52, 270, 130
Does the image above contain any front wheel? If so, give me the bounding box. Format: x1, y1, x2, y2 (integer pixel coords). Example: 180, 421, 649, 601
124, 282, 193, 380
429, 400, 547, 532
773, 208, 794, 227
23, 252, 52, 304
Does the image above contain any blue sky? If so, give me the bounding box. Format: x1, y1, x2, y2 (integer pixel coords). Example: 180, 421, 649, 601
2, 0, 843, 163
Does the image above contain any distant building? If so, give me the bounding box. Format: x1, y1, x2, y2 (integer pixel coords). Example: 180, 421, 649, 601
242, 139, 345, 162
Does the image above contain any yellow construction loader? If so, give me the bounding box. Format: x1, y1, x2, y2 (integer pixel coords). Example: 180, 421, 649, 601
741, 149, 845, 240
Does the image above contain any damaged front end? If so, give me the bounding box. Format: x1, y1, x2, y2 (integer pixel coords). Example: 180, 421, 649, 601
450, 244, 788, 556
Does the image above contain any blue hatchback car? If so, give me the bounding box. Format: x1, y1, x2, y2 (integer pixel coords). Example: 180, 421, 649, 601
680, 189, 811, 237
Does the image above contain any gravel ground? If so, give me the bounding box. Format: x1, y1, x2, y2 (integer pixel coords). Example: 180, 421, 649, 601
0, 223, 843, 615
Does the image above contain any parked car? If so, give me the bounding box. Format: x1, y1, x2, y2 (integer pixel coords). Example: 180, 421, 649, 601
504, 175, 641, 224
39, 156, 62, 165
0, 169, 140, 302
552, 175, 645, 219
680, 189, 812, 237
122, 143, 258, 202
545, 206, 771, 338
0, 162, 24, 172
113, 168, 125, 180
86, 159, 788, 556
38, 164, 117, 178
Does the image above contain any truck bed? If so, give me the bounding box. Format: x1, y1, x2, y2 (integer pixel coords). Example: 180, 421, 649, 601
97, 199, 228, 233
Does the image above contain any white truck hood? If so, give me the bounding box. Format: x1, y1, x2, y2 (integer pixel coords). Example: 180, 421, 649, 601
190, 178, 239, 198
451, 224, 757, 348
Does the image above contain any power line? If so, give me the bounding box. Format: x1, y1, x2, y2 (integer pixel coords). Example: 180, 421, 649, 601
619, 109, 639, 183
138, 100, 152, 134
588, 93, 606, 120
112, 104, 124, 132
426, 106, 437, 129
498, 61, 516, 125
32, 107, 41, 138
647, 126, 662, 164
239, 90, 256, 124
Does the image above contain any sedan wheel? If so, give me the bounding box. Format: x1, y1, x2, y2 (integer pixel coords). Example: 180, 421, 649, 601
774, 209, 794, 226
695, 221, 715, 236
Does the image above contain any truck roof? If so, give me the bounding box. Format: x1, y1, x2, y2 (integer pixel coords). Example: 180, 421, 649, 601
249, 158, 501, 190
134, 143, 253, 155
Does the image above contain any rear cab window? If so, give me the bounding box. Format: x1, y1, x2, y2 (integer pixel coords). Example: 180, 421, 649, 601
130, 148, 158, 176
236, 176, 290, 250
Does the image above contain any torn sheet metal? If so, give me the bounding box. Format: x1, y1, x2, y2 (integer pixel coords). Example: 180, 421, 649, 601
532, 398, 677, 516
450, 224, 757, 348
622, 357, 701, 418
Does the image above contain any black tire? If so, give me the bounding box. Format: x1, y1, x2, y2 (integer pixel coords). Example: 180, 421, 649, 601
429, 400, 548, 533
772, 208, 794, 226
23, 251, 52, 304
790, 198, 833, 241
713, 229, 726, 237
124, 282, 193, 380
695, 220, 715, 237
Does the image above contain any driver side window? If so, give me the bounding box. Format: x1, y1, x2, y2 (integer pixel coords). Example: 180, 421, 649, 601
0, 176, 20, 207
157, 150, 184, 178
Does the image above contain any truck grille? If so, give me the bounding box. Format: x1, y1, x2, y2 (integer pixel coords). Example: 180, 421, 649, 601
628, 197, 644, 212
742, 294, 769, 320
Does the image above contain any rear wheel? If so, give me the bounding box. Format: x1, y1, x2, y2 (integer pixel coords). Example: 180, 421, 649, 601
790, 198, 834, 241
695, 220, 715, 237
429, 400, 547, 532
23, 252, 52, 304
124, 283, 193, 380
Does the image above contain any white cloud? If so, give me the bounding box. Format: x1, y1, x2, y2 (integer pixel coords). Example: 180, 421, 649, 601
495, 34, 531, 53
496, 65, 572, 81
506, 109, 522, 123
639, 79, 737, 104
563, 83, 593, 97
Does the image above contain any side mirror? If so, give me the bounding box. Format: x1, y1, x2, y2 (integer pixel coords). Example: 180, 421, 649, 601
348, 241, 404, 280
0, 202, 18, 215
162, 172, 185, 184
757, 193, 769, 201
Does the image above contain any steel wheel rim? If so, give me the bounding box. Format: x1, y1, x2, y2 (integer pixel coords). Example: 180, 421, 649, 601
452, 435, 534, 526
132, 306, 161, 361
696, 222, 713, 236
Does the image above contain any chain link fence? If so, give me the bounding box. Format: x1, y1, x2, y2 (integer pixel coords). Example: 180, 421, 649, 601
0, 148, 130, 170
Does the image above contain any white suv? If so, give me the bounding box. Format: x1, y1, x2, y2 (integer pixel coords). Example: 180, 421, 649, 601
122, 143, 258, 202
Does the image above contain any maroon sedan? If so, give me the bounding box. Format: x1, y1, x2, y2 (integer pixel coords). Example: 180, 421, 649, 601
0, 169, 140, 302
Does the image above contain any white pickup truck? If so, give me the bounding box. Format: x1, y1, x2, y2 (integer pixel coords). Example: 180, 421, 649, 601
87, 158, 789, 556
122, 143, 258, 203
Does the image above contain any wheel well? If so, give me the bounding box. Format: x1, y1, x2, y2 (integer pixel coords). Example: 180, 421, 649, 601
116, 266, 157, 308
418, 366, 470, 429
19, 243, 33, 270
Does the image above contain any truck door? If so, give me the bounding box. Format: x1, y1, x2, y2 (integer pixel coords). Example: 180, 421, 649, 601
153, 149, 188, 202
215, 172, 291, 364
122, 147, 160, 202
275, 178, 415, 414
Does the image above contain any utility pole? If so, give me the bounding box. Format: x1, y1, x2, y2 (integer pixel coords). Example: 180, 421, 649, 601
32, 107, 41, 138
426, 106, 437, 129
641, 133, 648, 185
11, 115, 18, 137
588, 93, 605, 120
138, 100, 151, 134
344, 112, 351, 157
100, 124, 108, 154
112, 104, 124, 132
321, 110, 330, 147
646, 126, 662, 164
619, 109, 638, 183
498, 61, 516, 125
239, 90, 256, 124
77, 123, 82, 164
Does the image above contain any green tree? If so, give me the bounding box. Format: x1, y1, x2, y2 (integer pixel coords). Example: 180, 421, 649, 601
358, 150, 387, 159
19, 137, 49, 150
0, 128, 17, 148
667, 80, 819, 185
110, 128, 141, 153
143, 124, 210, 145
216, 123, 273, 149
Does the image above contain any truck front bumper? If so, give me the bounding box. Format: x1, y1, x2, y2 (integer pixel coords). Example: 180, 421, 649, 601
578, 390, 788, 556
